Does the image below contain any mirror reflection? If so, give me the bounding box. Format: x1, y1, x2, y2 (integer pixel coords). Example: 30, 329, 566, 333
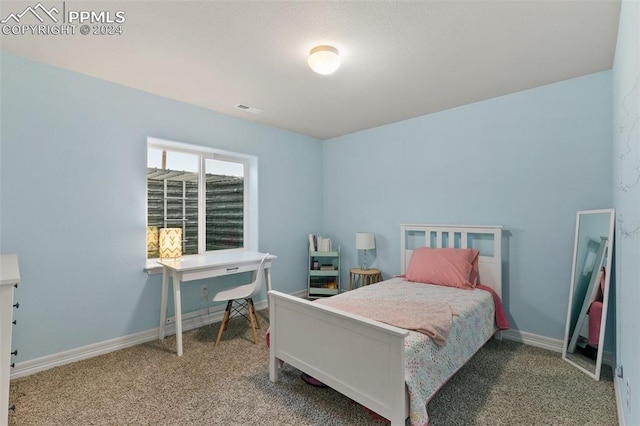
563, 209, 614, 380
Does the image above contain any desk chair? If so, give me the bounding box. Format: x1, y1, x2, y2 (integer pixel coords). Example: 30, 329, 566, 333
213, 253, 269, 346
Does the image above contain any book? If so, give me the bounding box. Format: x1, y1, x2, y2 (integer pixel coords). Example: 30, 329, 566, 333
317, 237, 332, 252
309, 235, 333, 252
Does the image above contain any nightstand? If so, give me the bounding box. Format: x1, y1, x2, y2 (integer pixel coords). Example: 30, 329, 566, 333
349, 268, 382, 290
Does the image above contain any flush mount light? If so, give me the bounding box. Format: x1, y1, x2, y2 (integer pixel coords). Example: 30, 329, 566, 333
308, 45, 340, 75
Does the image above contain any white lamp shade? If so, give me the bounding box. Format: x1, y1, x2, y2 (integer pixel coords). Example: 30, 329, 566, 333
159, 228, 182, 259
355, 232, 375, 250
308, 45, 340, 75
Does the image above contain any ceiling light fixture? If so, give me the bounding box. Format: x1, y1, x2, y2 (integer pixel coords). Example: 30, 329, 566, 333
308, 45, 340, 75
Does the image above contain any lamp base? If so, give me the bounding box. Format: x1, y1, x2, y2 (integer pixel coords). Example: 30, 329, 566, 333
362, 250, 370, 270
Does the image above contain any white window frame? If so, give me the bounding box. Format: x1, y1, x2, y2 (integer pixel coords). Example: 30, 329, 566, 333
145, 137, 258, 272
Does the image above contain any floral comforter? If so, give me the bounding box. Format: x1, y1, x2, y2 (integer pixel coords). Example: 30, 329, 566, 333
319, 277, 497, 426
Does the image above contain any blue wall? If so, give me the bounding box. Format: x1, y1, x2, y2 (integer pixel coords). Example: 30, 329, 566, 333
322, 72, 613, 342
612, 1, 640, 424
0, 52, 322, 361
0, 49, 621, 372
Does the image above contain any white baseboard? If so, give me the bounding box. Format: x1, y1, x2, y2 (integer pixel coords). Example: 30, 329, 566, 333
12, 328, 162, 379
11, 294, 608, 382
615, 377, 625, 426
501, 329, 564, 352
11, 297, 272, 380
602, 350, 615, 368
501, 329, 615, 367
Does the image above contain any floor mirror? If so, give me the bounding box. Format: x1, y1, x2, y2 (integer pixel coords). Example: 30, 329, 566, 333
562, 209, 614, 380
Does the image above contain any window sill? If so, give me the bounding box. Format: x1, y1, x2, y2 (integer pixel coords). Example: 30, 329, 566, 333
145, 259, 162, 275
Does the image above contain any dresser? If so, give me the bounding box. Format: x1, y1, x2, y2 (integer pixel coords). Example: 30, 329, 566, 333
0, 255, 20, 426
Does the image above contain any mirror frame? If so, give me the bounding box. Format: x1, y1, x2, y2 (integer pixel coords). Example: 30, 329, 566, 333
562, 208, 615, 380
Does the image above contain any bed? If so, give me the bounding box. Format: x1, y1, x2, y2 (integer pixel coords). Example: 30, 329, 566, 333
268, 224, 505, 426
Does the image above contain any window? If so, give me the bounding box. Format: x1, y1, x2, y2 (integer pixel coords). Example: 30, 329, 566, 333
146, 137, 256, 259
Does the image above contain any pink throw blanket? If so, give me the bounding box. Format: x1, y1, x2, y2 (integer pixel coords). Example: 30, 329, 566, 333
476, 284, 510, 330
316, 298, 457, 346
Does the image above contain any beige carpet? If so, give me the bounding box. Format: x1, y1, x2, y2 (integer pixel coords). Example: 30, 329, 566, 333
9, 310, 617, 425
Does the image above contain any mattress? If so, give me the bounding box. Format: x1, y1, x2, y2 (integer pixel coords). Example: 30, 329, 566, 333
318, 277, 497, 426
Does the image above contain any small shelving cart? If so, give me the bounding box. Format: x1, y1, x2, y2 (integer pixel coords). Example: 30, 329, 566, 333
308, 248, 340, 299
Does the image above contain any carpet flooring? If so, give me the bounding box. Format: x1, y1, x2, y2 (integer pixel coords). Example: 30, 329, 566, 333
9, 310, 618, 425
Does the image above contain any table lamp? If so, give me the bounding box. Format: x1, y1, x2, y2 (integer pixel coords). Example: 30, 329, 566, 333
146, 226, 159, 258
356, 232, 375, 270
159, 228, 182, 260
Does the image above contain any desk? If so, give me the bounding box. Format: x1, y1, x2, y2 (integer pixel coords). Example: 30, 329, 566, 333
158, 251, 275, 356
349, 268, 382, 290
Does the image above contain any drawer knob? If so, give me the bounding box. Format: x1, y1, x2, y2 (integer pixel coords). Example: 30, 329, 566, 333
10, 363, 14, 368
12, 320, 16, 325
10, 349, 17, 356
14, 283, 18, 288
13, 302, 19, 309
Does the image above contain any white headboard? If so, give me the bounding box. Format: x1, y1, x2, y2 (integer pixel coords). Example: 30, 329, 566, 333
400, 224, 503, 299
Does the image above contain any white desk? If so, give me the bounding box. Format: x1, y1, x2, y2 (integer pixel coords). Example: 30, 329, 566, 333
1, 255, 20, 426
158, 251, 275, 356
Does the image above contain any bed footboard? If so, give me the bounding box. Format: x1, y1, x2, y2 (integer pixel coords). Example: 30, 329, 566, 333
268, 290, 409, 425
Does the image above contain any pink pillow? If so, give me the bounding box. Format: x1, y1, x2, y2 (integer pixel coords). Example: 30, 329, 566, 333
405, 247, 479, 289
470, 254, 479, 286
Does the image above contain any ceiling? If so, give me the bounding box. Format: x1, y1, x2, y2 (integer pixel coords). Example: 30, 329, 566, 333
0, 1, 621, 140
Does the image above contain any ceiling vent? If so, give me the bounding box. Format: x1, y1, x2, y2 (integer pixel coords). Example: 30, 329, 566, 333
235, 104, 262, 114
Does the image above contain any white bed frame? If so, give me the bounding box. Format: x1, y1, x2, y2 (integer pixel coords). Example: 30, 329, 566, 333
268, 224, 503, 425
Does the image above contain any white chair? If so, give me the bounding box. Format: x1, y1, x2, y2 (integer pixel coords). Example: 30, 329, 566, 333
212, 253, 269, 346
